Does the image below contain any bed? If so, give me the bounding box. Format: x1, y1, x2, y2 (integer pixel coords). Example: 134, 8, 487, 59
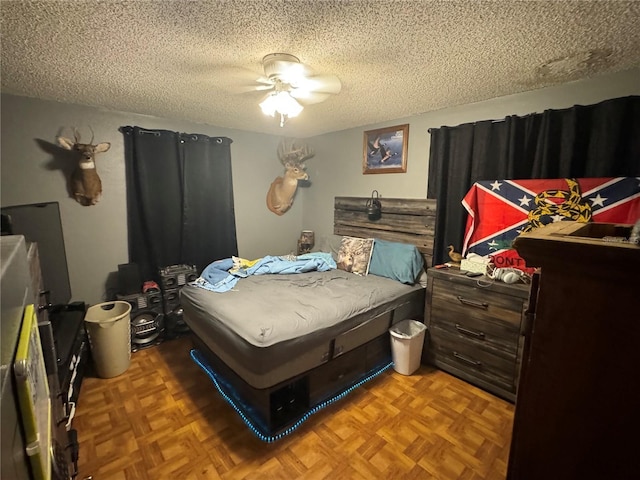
181, 197, 436, 440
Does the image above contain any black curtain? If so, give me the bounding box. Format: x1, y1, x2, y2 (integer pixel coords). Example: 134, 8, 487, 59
121, 126, 238, 281
427, 95, 640, 266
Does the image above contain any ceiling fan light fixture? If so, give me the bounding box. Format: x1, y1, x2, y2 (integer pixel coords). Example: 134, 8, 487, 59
256, 53, 339, 126
259, 91, 303, 126
259, 93, 277, 116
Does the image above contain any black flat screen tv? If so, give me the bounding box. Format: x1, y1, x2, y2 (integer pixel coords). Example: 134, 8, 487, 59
1, 202, 72, 305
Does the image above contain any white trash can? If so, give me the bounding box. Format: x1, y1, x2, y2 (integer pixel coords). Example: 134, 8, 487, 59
85, 301, 132, 378
389, 319, 427, 375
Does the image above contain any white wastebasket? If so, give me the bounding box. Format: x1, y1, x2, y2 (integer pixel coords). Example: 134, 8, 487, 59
85, 301, 132, 378
389, 319, 427, 375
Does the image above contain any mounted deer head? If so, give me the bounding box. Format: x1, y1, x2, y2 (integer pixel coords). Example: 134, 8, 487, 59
266, 138, 315, 215
57, 127, 110, 206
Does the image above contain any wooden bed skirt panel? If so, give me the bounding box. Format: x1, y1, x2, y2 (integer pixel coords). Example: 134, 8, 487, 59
334, 197, 436, 267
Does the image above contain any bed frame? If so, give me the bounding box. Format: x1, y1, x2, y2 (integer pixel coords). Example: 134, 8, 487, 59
190, 197, 436, 438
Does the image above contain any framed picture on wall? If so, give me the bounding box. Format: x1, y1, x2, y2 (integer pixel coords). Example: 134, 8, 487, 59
363, 124, 409, 174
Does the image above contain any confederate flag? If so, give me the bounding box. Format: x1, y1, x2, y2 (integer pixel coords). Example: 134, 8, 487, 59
462, 177, 640, 270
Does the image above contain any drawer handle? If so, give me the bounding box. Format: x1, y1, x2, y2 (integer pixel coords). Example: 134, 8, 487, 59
453, 351, 482, 367
455, 324, 485, 339
456, 295, 488, 309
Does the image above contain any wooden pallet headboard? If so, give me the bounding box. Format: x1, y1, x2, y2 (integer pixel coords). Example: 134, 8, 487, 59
333, 197, 437, 267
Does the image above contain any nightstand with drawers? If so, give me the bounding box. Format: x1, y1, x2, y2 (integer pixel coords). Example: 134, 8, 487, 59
424, 268, 530, 401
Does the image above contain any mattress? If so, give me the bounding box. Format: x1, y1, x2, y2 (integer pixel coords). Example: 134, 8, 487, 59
181, 269, 424, 389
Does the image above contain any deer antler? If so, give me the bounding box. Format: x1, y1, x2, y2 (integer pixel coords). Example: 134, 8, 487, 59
277, 138, 315, 166
71, 126, 95, 144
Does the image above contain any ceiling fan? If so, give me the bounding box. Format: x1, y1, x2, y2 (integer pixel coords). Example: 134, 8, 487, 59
251, 53, 342, 126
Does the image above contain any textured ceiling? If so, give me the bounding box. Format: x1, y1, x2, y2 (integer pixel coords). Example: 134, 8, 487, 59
2, 1, 640, 137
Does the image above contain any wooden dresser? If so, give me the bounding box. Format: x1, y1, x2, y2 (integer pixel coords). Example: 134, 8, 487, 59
507, 221, 640, 480
424, 268, 530, 401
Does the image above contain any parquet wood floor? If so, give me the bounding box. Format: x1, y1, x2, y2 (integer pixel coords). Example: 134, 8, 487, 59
74, 337, 514, 479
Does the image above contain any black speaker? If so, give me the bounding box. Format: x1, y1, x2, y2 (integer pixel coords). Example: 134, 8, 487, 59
165, 307, 190, 339
162, 287, 180, 314
146, 290, 163, 311
118, 263, 142, 295
157, 265, 197, 340
158, 264, 198, 291
117, 292, 164, 351
161, 287, 191, 339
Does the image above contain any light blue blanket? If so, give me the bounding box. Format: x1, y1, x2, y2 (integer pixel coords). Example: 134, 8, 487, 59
194, 253, 336, 293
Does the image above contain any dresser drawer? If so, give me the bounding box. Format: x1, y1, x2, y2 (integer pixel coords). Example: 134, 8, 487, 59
430, 315, 518, 359
430, 284, 521, 356
431, 281, 524, 334
428, 326, 517, 392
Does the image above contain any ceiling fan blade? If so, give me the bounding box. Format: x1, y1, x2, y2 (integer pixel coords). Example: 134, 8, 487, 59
228, 83, 274, 94
293, 74, 342, 95
254, 75, 274, 85
290, 91, 332, 105
227, 76, 274, 94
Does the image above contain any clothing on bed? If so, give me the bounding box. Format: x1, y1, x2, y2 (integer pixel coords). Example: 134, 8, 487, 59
195, 257, 237, 292
195, 252, 336, 293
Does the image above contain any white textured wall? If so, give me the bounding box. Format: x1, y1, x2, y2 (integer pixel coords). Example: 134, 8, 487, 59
301, 68, 640, 243
0, 95, 303, 304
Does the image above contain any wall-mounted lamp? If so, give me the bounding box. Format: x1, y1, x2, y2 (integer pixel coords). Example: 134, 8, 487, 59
366, 190, 382, 221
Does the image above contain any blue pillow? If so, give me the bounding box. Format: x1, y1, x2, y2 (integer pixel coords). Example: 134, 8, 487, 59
368, 239, 424, 284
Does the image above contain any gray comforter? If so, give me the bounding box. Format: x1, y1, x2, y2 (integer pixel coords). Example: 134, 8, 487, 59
180, 269, 419, 347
